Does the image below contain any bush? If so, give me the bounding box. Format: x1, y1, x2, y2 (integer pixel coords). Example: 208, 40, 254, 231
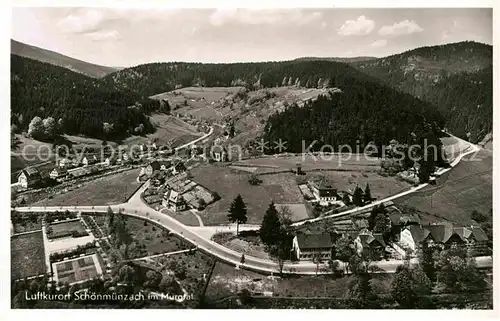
248, 174, 263, 186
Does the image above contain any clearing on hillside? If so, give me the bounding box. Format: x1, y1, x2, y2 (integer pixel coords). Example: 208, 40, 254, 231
394, 148, 492, 224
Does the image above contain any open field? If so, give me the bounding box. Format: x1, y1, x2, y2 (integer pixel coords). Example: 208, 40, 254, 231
53, 254, 101, 284
191, 165, 304, 225
122, 113, 201, 146
395, 148, 492, 225
33, 168, 141, 206
233, 154, 380, 173
11, 232, 46, 280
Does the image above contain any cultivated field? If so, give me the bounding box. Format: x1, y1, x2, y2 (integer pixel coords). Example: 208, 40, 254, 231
53, 254, 101, 284
33, 168, 142, 206
11, 232, 46, 280
395, 148, 492, 224
191, 165, 304, 225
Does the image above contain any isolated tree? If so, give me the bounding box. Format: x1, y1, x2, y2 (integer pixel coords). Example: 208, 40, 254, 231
363, 183, 372, 204
42, 117, 57, 138
287, 76, 293, 87
27, 116, 44, 139
312, 252, 324, 275
103, 122, 114, 137
228, 194, 248, 235
317, 77, 323, 88
259, 202, 283, 246
281, 76, 288, 86
391, 262, 433, 309
352, 185, 364, 206
345, 250, 380, 308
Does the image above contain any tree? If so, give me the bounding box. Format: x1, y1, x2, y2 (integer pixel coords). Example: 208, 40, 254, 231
391, 261, 433, 308
435, 247, 487, 293
27, 116, 44, 139
259, 202, 283, 246
363, 183, 372, 204
333, 235, 355, 274
248, 174, 263, 186
197, 198, 207, 210
352, 185, 364, 206
418, 240, 437, 281
344, 248, 380, 308
42, 117, 57, 138
159, 274, 182, 294
144, 270, 162, 289
373, 212, 391, 234
227, 194, 248, 235
118, 265, 136, 285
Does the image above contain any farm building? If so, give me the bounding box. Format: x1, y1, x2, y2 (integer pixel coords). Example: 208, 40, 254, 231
17, 167, 42, 188
144, 160, 172, 176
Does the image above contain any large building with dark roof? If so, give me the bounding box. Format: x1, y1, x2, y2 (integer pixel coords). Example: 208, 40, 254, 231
292, 233, 335, 261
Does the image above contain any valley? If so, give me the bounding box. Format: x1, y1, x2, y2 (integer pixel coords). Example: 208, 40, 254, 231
10, 34, 493, 310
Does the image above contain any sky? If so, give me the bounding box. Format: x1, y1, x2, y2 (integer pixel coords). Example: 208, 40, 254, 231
11, 7, 493, 67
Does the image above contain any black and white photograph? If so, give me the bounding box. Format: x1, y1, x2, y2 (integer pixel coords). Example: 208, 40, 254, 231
6, 2, 497, 314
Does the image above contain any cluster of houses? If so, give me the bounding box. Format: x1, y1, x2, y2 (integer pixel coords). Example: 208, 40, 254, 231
141, 160, 214, 213
291, 211, 489, 262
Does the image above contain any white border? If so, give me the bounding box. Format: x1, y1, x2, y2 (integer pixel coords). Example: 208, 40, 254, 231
2, 1, 499, 320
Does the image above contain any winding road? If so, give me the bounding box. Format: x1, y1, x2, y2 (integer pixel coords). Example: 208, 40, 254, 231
12, 133, 492, 275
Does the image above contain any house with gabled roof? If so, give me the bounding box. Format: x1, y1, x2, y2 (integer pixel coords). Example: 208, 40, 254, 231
308, 177, 339, 205
162, 189, 187, 212
399, 225, 430, 252
292, 233, 334, 261
354, 229, 387, 259
49, 167, 68, 181
82, 155, 98, 167
17, 167, 42, 188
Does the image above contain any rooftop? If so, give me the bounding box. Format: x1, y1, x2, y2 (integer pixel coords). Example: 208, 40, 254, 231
296, 233, 334, 249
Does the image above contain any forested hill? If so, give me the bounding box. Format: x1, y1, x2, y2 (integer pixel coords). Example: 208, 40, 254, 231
11, 54, 160, 140
101, 60, 381, 98
294, 56, 377, 63
423, 66, 492, 142
11, 39, 119, 78
262, 78, 445, 153
351, 41, 492, 142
